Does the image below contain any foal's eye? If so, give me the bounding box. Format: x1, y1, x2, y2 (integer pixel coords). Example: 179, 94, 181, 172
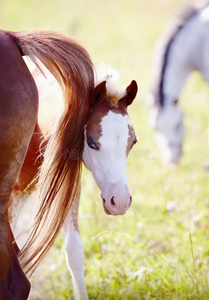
131, 137, 137, 149
88, 142, 99, 150
87, 136, 99, 150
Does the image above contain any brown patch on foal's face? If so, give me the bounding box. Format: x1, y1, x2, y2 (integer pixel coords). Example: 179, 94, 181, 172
85, 100, 136, 158
126, 124, 136, 155
85, 100, 129, 144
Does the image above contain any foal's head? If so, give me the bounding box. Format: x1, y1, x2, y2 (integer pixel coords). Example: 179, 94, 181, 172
83, 65, 137, 215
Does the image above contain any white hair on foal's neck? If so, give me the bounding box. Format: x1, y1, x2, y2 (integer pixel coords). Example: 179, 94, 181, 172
95, 63, 126, 104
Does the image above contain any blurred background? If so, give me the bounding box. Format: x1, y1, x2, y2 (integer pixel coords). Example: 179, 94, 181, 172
2, 0, 209, 299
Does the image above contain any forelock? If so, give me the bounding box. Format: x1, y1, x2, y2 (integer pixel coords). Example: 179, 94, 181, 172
95, 63, 126, 106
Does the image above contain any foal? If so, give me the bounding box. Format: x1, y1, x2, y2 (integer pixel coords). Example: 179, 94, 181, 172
10, 59, 138, 299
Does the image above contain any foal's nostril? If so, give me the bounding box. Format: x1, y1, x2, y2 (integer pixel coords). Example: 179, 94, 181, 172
129, 196, 132, 206
111, 196, 115, 206
102, 197, 106, 203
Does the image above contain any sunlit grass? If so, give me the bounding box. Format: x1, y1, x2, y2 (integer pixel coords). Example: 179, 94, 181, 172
2, 0, 209, 298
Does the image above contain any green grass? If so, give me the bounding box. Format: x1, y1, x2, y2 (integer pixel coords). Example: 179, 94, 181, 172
2, 0, 209, 299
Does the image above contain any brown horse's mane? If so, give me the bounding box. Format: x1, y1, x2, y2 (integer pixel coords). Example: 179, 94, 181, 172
8, 30, 94, 275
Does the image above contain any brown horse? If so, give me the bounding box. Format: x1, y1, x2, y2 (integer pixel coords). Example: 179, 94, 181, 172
0, 30, 138, 299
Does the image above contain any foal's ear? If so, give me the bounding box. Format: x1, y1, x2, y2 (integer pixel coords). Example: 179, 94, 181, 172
121, 80, 138, 107
90, 81, 107, 108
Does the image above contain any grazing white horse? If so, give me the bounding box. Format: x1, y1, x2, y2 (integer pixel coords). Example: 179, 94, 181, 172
11, 59, 138, 299
149, 1, 209, 168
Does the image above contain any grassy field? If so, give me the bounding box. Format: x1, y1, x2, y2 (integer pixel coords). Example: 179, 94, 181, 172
2, 0, 209, 299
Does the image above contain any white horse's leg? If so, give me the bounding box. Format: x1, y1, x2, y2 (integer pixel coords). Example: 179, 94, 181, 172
63, 191, 88, 300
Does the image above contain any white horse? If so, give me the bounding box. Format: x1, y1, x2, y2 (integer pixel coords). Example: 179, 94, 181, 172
11, 59, 138, 299
149, 1, 209, 168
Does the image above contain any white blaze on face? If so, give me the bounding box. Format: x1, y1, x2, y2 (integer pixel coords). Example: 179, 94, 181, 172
150, 104, 184, 167
83, 110, 134, 215
92, 111, 130, 186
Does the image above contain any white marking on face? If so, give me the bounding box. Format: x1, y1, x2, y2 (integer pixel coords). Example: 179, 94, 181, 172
82, 110, 134, 215
150, 104, 184, 167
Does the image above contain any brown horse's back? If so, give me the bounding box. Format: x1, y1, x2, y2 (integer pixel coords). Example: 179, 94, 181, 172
0, 30, 38, 299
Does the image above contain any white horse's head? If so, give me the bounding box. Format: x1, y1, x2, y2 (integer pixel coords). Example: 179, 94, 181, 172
149, 102, 184, 168
82, 64, 138, 215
